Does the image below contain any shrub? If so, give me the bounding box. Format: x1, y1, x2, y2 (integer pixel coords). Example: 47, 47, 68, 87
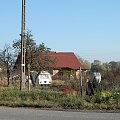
52, 80, 65, 86
112, 89, 120, 105
101, 91, 112, 103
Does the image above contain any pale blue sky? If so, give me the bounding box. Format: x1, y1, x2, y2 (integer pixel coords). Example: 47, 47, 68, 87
0, 0, 120, 63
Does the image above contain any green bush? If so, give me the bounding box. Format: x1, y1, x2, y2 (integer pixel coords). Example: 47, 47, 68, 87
112, 89, 120, 105
101, 91, 112, 103
52, 80, 65, 86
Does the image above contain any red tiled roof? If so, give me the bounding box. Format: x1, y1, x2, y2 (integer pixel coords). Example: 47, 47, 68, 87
48, 52, 82, 70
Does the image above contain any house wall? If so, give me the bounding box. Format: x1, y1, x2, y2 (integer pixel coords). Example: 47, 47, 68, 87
76, 70, 80, 79
52, 70, 59, 77
52, 69, 80, 80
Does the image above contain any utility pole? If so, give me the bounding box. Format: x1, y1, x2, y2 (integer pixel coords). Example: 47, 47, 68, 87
20, 0, 26, 90
80, 67, 83, 96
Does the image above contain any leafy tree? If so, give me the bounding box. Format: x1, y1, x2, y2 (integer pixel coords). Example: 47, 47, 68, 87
13, 30, 36, 56
13, 30, 36, 71
91, 64, 102, 72
30, 43, 54, 72
13, 30, 55, 74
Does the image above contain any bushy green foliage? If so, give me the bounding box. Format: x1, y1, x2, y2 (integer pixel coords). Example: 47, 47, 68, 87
52, 80, 65, 86
112, 89, 120, 105
101, 91, 112, 103
100, 89, 120, 106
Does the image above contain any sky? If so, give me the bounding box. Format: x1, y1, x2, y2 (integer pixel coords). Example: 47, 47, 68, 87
0, 0, 120, 63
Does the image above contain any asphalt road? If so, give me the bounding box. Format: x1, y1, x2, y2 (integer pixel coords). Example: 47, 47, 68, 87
0, 107, 120, 120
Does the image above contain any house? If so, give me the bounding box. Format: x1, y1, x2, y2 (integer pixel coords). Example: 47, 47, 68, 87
14, 51, 83, 80
48, 52, 83, 80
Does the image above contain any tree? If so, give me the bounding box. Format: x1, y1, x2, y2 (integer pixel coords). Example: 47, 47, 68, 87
102, 61, 120, 89
13, 30, 36, 56
30, 43, 54, 72
13, 30, 55, 76
13, 30, 37, 72
91, 64, 102, 72
77, 56, 91, 70
91, 60, 103, 73
0, 45, 15, 86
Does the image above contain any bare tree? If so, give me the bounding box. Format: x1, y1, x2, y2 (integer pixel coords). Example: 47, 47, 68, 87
0, 45, 15, 86
77, 56, 91, 69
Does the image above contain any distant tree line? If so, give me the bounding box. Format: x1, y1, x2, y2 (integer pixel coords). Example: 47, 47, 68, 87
90, 60, 120, 90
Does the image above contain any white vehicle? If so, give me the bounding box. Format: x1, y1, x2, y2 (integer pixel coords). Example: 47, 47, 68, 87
89, 72, 101, 83
38, 71, 52, 85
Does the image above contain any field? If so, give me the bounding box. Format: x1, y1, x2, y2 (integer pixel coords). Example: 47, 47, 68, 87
0, 79, 120, 110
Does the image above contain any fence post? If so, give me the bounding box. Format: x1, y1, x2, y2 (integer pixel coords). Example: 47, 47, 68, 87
27, 64, 30, 91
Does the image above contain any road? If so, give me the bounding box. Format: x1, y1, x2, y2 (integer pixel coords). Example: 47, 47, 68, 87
0, 107, 120, 120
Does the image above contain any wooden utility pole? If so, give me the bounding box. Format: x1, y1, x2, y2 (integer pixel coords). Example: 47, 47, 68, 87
20, 0, 26, 90
80, 67, 83, 96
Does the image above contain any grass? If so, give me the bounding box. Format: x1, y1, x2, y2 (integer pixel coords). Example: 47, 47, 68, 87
0, 82, 120, 110
0, 87, 83, 109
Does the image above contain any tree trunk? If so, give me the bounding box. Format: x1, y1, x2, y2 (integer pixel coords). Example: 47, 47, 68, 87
7, 69, 10, 86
